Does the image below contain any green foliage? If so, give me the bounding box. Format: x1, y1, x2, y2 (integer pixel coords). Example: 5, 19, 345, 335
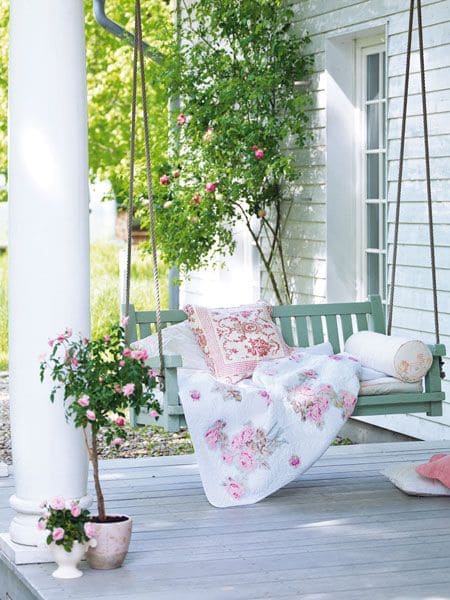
40, 323, 159, 437
0, 1, 172, 206
84, 0, 172, 208
39, 500, 93, 552
146, 0, 313, 300
0, 243, 167, 371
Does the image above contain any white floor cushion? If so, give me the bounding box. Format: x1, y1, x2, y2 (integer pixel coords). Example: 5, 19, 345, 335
383, 462, 450, 496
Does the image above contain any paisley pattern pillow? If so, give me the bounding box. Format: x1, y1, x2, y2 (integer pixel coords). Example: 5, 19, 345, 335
183, 302, 290, 383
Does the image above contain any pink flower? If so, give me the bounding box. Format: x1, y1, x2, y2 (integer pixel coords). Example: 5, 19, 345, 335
240, 426, 254, 445
84, 522, 96, 538
173, 169, 181, 178
203, 127, 213, 142
82, 337, 89, 346
71, 356, 79, 368
112, 437, 124, 446
131, 349, 149, 362
160, 174, 170, 186
231, 435, 243, 451
86, 410, 96, 421
78, 395, 90, 407
319, 383, 334, 395
205, 181, 218, 193
50, 496, 65, 511
290, 455, 301, 468
119, 360, 125, 367
115, 416, 126, 427
222, 453, 233, 465
37, 519, 47, 530
302, 369, 318, 379
123, 348, 132, 357
148, 368, 158, 378
114, 384, 122, 393
56, 334, 66, 343
149, 409, 159, 418
239, 450, 256, 471
121, 315, 130, 327
48, 338, 54, 347
190, 390, 201, 401
191, 194, 201, 205
122, 383, 135, 397
52, 528, 65, 542
104, 335, 111, 342
176, 113, 187, 125
70, 504, 81, 518
205, 427, 221, 450
224, 478, 245, 500
259, 390, 272, 405
254, 148, 265, 160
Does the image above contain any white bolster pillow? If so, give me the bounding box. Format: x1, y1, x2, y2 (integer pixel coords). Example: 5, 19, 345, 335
344, 331, 432, 383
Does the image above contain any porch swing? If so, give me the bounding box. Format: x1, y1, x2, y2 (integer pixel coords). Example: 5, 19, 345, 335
117, 0, 445, 432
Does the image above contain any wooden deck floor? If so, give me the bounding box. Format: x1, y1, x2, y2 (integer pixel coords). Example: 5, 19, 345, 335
1, 440, 450, 600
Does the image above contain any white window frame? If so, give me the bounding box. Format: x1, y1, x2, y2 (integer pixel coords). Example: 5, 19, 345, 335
355, 36, 387, 302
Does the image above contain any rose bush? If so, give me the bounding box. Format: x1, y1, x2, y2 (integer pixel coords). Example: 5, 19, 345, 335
40, 319, 160, 521
38, 497, 94, 552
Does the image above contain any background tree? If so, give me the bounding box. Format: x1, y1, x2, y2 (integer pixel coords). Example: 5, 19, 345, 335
148, 0, 313, 303
0, 0, 172, 207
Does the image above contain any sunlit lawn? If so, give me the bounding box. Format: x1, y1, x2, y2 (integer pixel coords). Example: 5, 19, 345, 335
0, 242, 168, 370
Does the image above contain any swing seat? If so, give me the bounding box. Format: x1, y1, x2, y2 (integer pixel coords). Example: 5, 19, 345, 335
126, 295, 445, 432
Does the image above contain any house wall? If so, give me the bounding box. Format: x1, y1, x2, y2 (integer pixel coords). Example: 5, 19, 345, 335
267, 0, 450, 439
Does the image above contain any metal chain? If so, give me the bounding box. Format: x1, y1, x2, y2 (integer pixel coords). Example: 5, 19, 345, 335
387, 0, 440, 350
417, 0, 440, 345
387, 0, 414, 335
135, 0, 165, 386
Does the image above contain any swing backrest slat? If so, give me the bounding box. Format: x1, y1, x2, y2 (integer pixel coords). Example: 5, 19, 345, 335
126, 296, 385, 354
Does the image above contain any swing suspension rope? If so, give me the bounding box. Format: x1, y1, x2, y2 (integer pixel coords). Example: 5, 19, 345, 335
124, 0, 165, 389
387, 0, 441, 353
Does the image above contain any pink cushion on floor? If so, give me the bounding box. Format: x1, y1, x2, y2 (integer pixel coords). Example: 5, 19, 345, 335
416, 453, 450, 488
183, 302, 290, 383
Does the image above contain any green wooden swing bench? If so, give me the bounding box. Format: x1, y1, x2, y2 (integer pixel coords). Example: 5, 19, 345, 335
126, 294, 446, 432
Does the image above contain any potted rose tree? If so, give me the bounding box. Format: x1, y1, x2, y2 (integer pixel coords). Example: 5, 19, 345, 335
40, 317, 160, 569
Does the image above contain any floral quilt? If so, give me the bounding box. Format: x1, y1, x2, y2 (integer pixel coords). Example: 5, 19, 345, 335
178, 350, 360, 507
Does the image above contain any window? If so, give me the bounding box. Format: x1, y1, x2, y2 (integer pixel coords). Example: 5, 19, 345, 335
359, 44, 387, 301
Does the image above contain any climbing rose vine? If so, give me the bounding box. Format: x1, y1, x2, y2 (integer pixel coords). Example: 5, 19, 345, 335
139, 0, 313, 303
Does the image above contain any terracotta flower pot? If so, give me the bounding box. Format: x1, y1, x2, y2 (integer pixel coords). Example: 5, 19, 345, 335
86, 515, 132, 570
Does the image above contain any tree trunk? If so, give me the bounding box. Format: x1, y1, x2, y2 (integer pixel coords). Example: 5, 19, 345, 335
91, 431, 106, 521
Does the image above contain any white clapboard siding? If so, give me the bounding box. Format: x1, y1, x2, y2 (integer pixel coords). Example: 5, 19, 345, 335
262, 0, 450, 440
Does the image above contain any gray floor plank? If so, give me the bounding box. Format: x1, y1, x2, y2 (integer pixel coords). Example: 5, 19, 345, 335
1, 440, 450, 599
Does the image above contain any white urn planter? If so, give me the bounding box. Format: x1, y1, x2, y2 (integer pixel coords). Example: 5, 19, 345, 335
50, 539, 97, 579
87, 515, 132, 570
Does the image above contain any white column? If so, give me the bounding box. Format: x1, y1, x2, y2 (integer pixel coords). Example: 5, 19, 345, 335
4, 0, 90, 557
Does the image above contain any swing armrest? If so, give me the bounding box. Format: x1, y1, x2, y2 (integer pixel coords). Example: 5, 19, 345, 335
425, 344, 446, 394
146, 354, 183, 369
428, 344, 446, 357
146, 354, 183, 432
